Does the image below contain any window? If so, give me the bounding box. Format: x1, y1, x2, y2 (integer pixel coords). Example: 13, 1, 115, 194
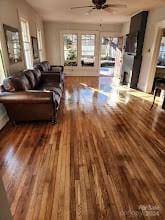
37, 29, 43, 61
64, 34, 78, 66
0, 42, 6, 84
62, 32, 97, 68
81, 35, 95, 67
157, 34, 165, 66
20, 19, 33, 69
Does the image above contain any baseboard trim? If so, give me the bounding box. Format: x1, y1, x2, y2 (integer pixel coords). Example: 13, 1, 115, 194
0, 113, 9, 130
65, 74, 99, 76
64, 70, 100, 77
137, 81, 147, 92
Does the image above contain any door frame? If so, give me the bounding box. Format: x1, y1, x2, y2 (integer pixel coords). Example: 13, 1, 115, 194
99, 32, 124, 77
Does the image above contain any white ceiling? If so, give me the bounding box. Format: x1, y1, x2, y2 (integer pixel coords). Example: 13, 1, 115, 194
26, 0, 165, 24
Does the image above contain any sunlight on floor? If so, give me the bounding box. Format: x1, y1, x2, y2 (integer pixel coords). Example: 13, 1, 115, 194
80, 81, 161, 105
118, 86, 161, 104
100, 67, 114, 76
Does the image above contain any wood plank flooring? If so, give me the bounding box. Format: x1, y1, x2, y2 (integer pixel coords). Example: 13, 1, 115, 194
0, 76, 165, 220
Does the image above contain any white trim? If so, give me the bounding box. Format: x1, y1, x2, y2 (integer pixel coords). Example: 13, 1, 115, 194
0, 113, 9, 130
64, 70, 99, 76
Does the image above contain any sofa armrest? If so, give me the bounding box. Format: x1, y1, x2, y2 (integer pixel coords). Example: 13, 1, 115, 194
50, 65, 64, 72
0, 90, 54, 104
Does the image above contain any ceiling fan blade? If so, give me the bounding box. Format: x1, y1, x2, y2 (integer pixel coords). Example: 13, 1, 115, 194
106, 4, 127, 8
86, 7, 96, 15
70, 6, 93, 10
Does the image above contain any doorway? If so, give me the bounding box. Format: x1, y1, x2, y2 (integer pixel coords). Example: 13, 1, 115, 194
152, 29, 165, 92
100, 36, 123, 78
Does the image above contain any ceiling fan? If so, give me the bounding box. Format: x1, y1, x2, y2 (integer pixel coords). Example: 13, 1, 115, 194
70, 0, 127, 14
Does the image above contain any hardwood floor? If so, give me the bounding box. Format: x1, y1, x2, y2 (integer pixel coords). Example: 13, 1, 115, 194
0, 76, 165, 220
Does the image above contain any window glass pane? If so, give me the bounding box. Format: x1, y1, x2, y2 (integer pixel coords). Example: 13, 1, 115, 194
158, 35, 165, 66
0, 50, 5, 84
101, 37, 118, 65
37, 30, 42, 50
20, 19, 33, 69
64, 34, 77, 66
21, 21, 30, 42
37, 30, 43, 61
81, 35, 95, 67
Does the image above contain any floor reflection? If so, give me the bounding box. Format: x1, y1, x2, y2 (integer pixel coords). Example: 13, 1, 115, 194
64, 76, 164, 116
65, 77, 119, 111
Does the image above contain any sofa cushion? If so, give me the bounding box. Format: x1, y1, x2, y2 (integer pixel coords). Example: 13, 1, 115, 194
32, 68, 42, 85
3, 74, 31, 92
24, 70, 36, 88
41, 62, 48, 72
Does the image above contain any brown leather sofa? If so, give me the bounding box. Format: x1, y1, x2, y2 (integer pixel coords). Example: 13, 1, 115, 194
0, 68, 64, 124
36, 61, 64, 83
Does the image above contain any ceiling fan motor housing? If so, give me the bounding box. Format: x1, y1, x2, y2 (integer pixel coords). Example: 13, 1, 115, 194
92, 0, 107, 7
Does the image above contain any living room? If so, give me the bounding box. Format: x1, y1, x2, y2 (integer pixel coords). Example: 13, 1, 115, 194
0, 0, 165, 219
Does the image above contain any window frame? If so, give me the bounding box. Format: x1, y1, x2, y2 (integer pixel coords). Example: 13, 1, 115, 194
20, 18, 33, 69
81, 34, 96, 67
63, 34, 78, 67
37, 28, 43, 62
0, 41, 6, 84
157, 35, 165, 67
60, 30, 99, 70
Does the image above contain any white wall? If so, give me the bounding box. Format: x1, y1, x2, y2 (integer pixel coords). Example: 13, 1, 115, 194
138, 6, 165, 92
0, 0, 46, 130
0, 0, 46, 74
44, 21, 123, 76
121, 21, 130, 36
